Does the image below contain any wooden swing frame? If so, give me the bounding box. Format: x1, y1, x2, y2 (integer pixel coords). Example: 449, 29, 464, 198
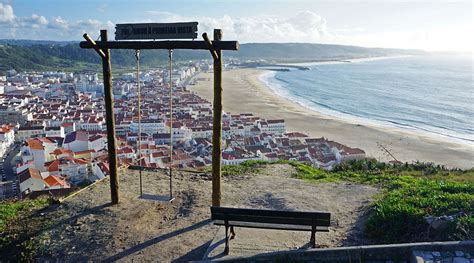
80, 29, 239, 205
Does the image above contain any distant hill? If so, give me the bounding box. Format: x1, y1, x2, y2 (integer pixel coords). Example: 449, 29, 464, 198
0, 39, 75, 46
237, 43, 422, 62
0, 40, 425, 73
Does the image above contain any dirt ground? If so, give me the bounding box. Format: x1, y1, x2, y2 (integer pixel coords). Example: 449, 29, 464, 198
32, 164, 379, 262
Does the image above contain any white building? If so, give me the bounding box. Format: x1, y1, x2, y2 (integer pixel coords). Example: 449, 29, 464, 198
58, 158, 90, 185
0, 107, 33, 126
190, 127, 213, 139
0, 125, 15, 157
18, 168, 46, 195
88, 134, 107, 152
130, 119, 166, 135
63, 131, 89, 152
44, 126, 65, 138
171, 126, 192, 144
266, 119, 286, 134
91, 161, 109, 180
16, 126, 45, 141
222, 152, 262, 165
21, 138, 57, 172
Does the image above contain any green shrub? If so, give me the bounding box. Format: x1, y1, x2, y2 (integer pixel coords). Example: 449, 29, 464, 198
205, 159, 473, 243
365, 179, 473, 242
279, 160, 473, 243
286, 161, 337, 182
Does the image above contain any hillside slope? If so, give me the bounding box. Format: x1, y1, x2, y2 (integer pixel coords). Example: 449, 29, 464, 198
0, 41, 424, 73
0, 163, 379, 261
2, 160, 470, 261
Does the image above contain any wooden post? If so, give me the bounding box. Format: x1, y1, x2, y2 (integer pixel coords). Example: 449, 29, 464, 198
100, 30, 120, 204
212, 29, 223, 207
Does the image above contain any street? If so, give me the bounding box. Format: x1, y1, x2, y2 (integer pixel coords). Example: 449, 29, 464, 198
2, 143, 21, 196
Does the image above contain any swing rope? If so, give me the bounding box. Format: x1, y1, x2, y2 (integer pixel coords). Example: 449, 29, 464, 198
168, 49, 174, 200
135, 49, 143, 196
134, 49, 174, 201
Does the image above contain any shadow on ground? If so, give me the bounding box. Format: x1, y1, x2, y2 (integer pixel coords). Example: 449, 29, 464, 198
103, 219, 212, 262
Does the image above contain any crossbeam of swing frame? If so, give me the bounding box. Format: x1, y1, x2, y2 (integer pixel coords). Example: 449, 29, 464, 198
79, 39, 239, 51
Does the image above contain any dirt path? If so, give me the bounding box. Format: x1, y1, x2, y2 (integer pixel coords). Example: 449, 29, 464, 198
34, 164, 379, 261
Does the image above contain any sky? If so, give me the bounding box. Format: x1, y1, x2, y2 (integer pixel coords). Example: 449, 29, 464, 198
0, 0, 472, 52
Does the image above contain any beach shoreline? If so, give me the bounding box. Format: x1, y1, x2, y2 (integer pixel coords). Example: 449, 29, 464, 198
278, 55, 414, 67
188, 68, 474, 169
257, 70, 473, 147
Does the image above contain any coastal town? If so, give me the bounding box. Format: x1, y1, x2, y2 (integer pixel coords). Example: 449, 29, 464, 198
0, 63, 365, 199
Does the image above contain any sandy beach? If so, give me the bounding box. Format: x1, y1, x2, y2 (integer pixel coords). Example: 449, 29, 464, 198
188, 68, 474, 169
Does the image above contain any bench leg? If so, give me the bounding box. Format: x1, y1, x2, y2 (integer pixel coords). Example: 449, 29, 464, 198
224, 225, 230, 255
310, 230, 316, 248
230, 226, 236, 240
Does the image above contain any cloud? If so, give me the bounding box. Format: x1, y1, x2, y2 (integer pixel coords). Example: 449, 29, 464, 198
71, 19, 103, 30
48, 16, 69, 30
145, 10, 329, 43
333, 27, 474, 52
139, 11, 472, 50
284, 11, 327, 38
97, 3, 107, 13
0, 4, 113, 39
18, 14, 48, 28
0, 6, 332, 43
45, 17, 114, 38
0, 3, 14, 23
70, 19, 114, 34
1, 5, 469, 51
0, 4, 48, 28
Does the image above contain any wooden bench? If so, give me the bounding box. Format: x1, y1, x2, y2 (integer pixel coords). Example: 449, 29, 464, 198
210, 206, 331, 254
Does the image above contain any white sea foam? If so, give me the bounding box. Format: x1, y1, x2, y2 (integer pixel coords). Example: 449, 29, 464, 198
257, 57, 474, 147
281, 55, 413, 67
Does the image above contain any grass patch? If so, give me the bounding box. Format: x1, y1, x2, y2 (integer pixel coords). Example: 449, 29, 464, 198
333, 159, 474, 183
0, 196, 53, 261
205, 160, 276, 176
289, 159, 473, 242
286, 161, 338, 182
366, 178, 473, 242
0, 197, 50, 233
221, 159, 473, 243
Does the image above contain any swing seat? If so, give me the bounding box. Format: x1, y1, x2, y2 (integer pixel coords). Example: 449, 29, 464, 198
139, 193, 175, 203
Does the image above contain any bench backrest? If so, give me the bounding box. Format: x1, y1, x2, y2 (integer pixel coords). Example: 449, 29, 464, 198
210, 206, 331, 227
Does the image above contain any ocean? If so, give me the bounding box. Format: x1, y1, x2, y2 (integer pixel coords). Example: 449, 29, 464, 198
260, 54, 474, 145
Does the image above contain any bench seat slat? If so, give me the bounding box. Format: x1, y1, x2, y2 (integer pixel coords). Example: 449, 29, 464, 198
211, 213, 330, 226
211, 206, 330, 221
214, 220, 330, 232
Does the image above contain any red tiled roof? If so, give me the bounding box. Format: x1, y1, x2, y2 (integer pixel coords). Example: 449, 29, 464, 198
45, 160, 60, 172
44, 175, 69, 188
74, 149, 95, 155
51, 148, 73, 156
18, 168, 42, 183
27, 139, 44, 150
98, 162, 110, 176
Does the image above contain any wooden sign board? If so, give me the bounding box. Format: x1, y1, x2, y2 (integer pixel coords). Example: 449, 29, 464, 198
115, 22, 198, 40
